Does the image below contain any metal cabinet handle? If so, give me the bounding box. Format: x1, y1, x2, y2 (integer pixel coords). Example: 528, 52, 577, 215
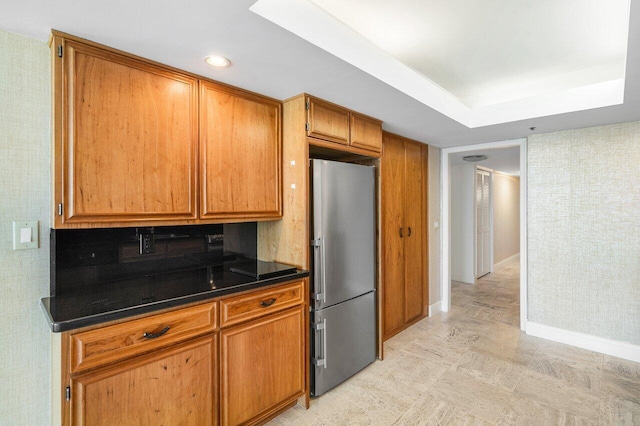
311, 236, 327, 304
313, 319, 327, 369
408, 227, 412, 237
143, 326, 170, 339
399, 227, 403, 238
260, 298, 277, 307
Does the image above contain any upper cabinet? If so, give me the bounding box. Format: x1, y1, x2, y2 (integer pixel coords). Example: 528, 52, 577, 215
52, 35, 199, 227
200, 82, 282, 220
306, 96, 382, 155
306, 97, 350, 145
51, 31, 282, 228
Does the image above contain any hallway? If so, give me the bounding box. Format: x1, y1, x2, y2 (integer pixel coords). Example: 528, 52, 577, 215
270, 262, 640, 425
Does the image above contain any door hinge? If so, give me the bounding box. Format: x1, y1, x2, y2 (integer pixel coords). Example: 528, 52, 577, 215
57, 45, 63, 58
310, 238, 321, 247
305, 122, 310, 132
305, 99, 310, 110
57, 203, 63, 216
65, 386, 71, 401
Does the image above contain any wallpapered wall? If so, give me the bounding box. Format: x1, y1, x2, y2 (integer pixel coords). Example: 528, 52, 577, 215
528, 122, 640, 345
0, 30, 51, 424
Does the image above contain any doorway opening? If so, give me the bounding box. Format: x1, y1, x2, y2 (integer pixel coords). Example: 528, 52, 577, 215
441, 138, 528, 331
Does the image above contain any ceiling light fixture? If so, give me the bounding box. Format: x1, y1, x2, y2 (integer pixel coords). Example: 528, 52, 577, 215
204, 55, 231, 68
463, 155, 488, 162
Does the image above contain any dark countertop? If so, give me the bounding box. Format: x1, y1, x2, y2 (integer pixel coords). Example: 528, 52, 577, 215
41, 258, 308, 332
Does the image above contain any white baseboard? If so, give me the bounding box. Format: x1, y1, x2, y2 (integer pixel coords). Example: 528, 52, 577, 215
428, 301, 442, 317
493, 253, 520, 272
526, 322, 640, 363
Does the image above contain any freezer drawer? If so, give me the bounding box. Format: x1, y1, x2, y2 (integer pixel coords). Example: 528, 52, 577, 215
311, 291, 376, 396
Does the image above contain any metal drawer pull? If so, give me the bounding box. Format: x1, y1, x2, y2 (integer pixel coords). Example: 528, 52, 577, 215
143, 326, 170, 339
260, 298, 277, 307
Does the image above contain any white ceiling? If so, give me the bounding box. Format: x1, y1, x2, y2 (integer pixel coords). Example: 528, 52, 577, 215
252, 0, 630, 127
0, 0, 639, 148
308, 0, 629, 107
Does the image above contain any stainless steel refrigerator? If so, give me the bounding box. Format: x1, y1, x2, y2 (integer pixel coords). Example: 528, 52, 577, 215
310, 159, 377, 396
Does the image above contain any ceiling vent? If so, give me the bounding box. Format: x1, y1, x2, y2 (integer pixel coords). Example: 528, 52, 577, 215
463, 155, 488, 162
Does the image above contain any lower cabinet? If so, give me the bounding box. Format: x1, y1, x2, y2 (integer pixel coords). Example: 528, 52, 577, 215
220, 307, 306, 426
57, 278, 308, 426
71, 336, 217, 425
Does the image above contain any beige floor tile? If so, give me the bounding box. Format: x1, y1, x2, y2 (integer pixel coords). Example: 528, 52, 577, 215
470, 326, 540, 367
527, 357, 602, 394
428, 369, 512, 423
496, 395, 597, 425
514, 369, 600, 419
394, 393, 492, 426
398, 332, 469, 368
534, 340, 603, 373
599, 393, 640, 426
353, 350, 448, 394
451, 350, 526, 391
459, 305, 505, 322
604, 355, 640, 380
602, 371, 640, 405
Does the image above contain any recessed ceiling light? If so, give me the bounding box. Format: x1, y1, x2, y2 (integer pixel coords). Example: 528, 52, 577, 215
463, 155, 488, 162
204, 55, 231, 68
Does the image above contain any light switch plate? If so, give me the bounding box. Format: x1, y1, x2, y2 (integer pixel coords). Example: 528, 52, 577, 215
13, 221, 38, 250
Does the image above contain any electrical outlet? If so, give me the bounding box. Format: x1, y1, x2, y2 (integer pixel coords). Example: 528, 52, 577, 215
139, 233, 155, 255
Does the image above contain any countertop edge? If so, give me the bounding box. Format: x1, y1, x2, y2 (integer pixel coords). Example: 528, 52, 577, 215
41, 270, 309, 333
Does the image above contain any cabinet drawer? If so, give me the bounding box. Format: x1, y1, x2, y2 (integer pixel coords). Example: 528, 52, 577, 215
70, 302, 217, 374
220, 281, 305, 328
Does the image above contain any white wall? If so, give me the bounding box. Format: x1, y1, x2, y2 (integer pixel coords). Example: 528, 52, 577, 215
450, 163, 475, 283
528, 121, 640, 345
492, 172, 520, 265
428, 145, 441, 305
0, 30, 51, 424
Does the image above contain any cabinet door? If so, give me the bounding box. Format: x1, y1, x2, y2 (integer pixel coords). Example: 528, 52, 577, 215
220, 307, 305, 426
350, 113, 382, 153
71, 336, 216, 426
55, 39, 198, 226
403, 141, 424, 323
306, 97, 350, 145
381, 134, 406, 338
200, 82, 282, 220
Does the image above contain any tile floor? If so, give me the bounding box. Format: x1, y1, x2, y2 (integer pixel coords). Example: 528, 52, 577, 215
268, 261, 640, 425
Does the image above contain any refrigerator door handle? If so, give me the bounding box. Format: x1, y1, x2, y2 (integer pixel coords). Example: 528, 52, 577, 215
312, 318, 327, 368
311, 236, 327, 303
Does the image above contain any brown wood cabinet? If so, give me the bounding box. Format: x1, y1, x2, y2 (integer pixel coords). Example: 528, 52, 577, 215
306, 95, 382, 155
200, 82, 282, 220
220, 307, 305, 425
51, 34, 199, 227
61, 302, 218, 425
219, 279, 306, 425
51, 31, 283, 228
381, 132, 429, 340
71, 336, 217, 426
55, 279, 308, 425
